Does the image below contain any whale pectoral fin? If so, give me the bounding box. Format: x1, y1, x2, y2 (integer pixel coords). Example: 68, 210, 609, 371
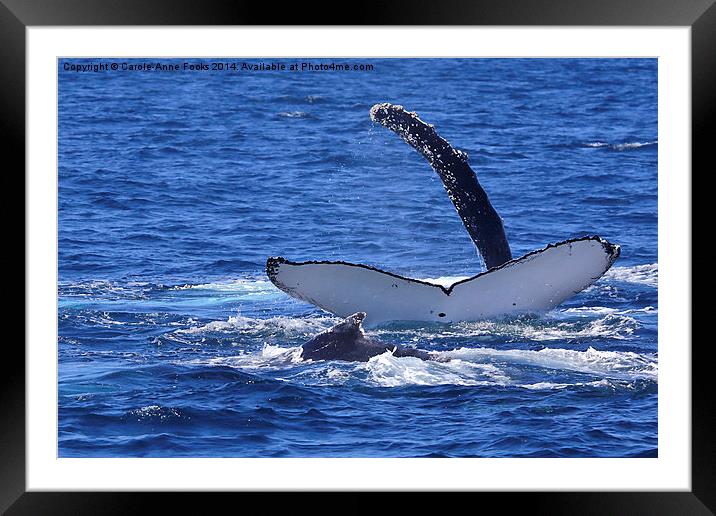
370, 103, 512, 270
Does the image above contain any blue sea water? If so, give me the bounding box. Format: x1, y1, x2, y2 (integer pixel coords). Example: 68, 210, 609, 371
58, 58, 658, 458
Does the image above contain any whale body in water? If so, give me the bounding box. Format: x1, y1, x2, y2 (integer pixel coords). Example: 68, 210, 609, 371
300, 312, 437, 362
267, 103, 620, 326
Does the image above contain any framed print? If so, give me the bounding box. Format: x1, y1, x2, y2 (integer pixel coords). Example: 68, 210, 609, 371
4, 0, 713, 513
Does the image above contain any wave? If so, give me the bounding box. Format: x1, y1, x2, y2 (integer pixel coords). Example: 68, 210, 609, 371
176, 314, 339, 338
125, 405, 185, 422
603, 263, 657, 287
362, 345, 656, 387
583, 140, 657, 151
58, 279, 174, 301
372, 313, 641, 342
277, 111, 313, 119
171, 277, 289, 303
172, 308, 641, 344
365, 354, 508, 387
185, 345, 304, 370
186, 343, 656, 389
441, 346, 657, 381
59, 276, 281, 306
561, 306, 656, 317
172, 277, 274, 293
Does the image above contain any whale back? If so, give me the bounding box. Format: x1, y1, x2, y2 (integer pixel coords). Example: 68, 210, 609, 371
300, 311, 434, 362
300, 312, 379, 362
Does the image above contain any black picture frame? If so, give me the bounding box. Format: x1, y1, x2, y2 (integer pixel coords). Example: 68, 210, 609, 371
3, 0, 712, 513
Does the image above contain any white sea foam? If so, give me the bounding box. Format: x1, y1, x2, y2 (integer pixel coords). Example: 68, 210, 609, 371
414, 313, 641, 341
278, 111, 310, 118
174, 278, 274, 293
365, 352, 497, 387
603, 263, 658, 287
561, 306, 620, 316
441, 346, 657, 381
59, 279, 157, 299
363, 345, 656, 387
585, 140, 657, 151
519, 379, 613, 390
176, 314, 254, 334
187, 342, 656, 389
190, 345, 304, 370
176, 314, 339, 337
561, 306, 656, 317
365, 353, 499, 387
612, 141, 657, 150
179, 308, 642, 344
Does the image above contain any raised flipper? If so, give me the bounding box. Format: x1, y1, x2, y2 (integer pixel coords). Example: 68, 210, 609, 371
370, 103, 512, 270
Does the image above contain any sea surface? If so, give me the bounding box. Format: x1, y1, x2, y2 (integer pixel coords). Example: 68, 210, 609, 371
58, 58, 658, 458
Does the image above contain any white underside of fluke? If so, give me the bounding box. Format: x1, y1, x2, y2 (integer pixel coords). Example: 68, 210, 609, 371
267, 236, 620, 327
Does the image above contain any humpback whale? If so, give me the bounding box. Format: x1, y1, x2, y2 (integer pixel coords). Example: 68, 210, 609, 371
300, 312, 437, 362
266, 103, 620, 326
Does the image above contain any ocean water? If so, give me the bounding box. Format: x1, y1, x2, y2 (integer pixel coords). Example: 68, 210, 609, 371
58, 58, 658, 458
